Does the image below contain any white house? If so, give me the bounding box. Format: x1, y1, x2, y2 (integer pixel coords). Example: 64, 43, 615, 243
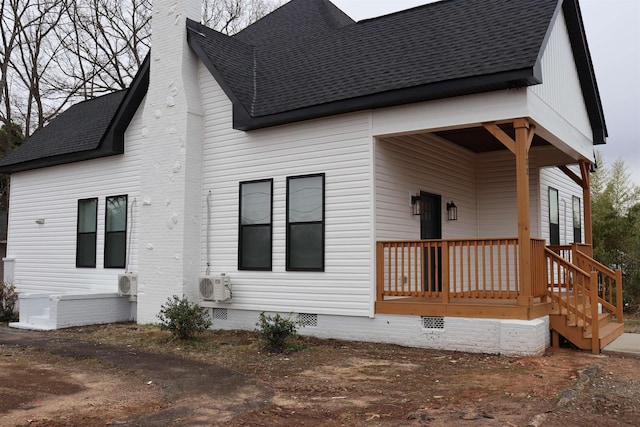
0, 0, 623, 355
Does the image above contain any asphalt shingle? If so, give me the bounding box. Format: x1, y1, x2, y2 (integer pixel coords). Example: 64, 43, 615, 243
0, 91, 125, 166
190, 0, 559, 119
2, 0, 606, 173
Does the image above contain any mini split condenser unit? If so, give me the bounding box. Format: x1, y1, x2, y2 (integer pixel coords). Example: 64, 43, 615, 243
199, 275, 232, 302
118, 273, 138, 296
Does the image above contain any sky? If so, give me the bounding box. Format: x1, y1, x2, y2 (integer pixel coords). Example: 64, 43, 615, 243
332, 0, 640, 186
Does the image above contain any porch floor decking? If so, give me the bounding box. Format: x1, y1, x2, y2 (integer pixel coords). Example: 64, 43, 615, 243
376, 297, 552, 320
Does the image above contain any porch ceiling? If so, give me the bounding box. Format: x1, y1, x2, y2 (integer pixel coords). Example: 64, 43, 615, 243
433, 123, 549, 153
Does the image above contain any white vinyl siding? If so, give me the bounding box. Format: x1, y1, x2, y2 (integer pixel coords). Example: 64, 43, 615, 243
375, 133, 478, 240
6, 99, 146, 294
529, 9, 592, 140
200, 67, 373, 316
475, 151, 540, 239
375, 134, 554, 242
539, 166, 584, 245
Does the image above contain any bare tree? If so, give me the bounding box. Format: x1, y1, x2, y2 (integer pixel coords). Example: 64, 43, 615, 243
52, 0, 151, 100
0, 0, 283, 215
1, 0, 28, 143
2, 0, 283, 139
10, 0, 67, 136
203, 0, 284, 34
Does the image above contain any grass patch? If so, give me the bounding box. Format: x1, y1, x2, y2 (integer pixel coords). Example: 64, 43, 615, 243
624, 315, 640, 333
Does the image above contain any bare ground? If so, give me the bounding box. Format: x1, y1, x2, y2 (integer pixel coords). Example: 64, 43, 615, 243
0, 323, 639, 426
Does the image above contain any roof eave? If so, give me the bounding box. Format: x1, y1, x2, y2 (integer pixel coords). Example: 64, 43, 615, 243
562, 0, 607, 145
186, 19, 253, 119
234, 68, 541, 131
0, 56, 150, 174
99, 55, 150, 154
0, 148, 116, 173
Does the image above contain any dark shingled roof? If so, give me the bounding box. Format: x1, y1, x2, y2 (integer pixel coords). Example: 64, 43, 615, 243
2, 91, 125, 165
188, 0, 606, 143
1, 0, 607, 174
0, 56, 149, 173
233, 0, 355, 46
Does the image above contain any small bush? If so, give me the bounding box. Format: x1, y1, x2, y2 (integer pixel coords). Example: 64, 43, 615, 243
0, 281, 18, 322
256, 312, 302, 353
157, 295, 212, 340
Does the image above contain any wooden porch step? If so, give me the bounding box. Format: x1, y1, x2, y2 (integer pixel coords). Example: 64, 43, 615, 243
585, 322, 625, 349
551, 307, 610, 326
567, 313, 611, 329
546, 246, 624, 354
550, 314, 624, 353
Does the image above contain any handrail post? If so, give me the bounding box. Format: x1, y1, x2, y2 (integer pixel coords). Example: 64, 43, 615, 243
590, 271, 600, 354
441, 240, 449, 304
616, 268, 624, 323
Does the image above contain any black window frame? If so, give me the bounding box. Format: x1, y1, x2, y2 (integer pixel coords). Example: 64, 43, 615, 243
549, 187, 560, 245
76, 198, 98, 268
238, 179, 273, 271
104, 194, 128, 269
572, 195, 582, 243
286, 173, 325, 272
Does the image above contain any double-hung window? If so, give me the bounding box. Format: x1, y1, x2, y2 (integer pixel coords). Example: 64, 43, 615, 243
572, 196, 582, 243
286, 174, 325, 271
76, 198, 98, 268
104, 195, 127, 268
549, 187, 559, 245
239, 179, 273, 270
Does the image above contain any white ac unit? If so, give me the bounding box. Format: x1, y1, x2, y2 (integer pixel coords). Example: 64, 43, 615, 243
199, 274, 232, 302
118, 273, 138, 296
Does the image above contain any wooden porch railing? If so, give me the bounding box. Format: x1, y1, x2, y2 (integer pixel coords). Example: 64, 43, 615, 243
573, 250, 624, 323
546, 243, 622, 322
545, 247, 623, 351
545, 248, 594, 338
547, 243, 594, 263
376, 238, 549, 303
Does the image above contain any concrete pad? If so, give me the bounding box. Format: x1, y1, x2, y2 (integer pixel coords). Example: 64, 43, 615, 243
602, 333, 640, 358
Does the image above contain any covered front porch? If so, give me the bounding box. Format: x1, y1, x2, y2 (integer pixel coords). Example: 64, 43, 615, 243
373, 117, 623, 353
375, 238, 624, 353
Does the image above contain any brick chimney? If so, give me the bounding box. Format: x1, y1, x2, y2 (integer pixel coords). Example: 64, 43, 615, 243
136, 0, 204, 323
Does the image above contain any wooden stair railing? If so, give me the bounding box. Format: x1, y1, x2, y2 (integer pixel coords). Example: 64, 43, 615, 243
545, 247, 624, 354
572, 245, 624, 324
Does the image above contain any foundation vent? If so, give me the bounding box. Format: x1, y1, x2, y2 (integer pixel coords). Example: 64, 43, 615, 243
212, 308, 228, 320
297, 313, 318, 327
421, 316, 445, 330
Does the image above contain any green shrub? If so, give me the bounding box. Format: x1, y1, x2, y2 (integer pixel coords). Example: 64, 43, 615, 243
156, 295, 212, 340
0, 281, 18, 322
256, 312, 302, 353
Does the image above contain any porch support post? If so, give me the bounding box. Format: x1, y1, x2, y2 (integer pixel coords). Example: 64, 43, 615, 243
514, 118, 534, 306
579, 160, 593, 245
483, 118, 535, 306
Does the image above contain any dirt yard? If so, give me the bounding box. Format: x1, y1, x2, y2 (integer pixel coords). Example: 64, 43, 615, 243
1, 323, 639, 426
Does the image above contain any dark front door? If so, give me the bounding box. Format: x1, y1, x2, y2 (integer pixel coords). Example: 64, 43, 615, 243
419, 191, 442, 292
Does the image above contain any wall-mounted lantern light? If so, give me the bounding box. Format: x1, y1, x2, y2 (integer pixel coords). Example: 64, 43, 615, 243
446, 201, 457, 221
411, 194, 422, 216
